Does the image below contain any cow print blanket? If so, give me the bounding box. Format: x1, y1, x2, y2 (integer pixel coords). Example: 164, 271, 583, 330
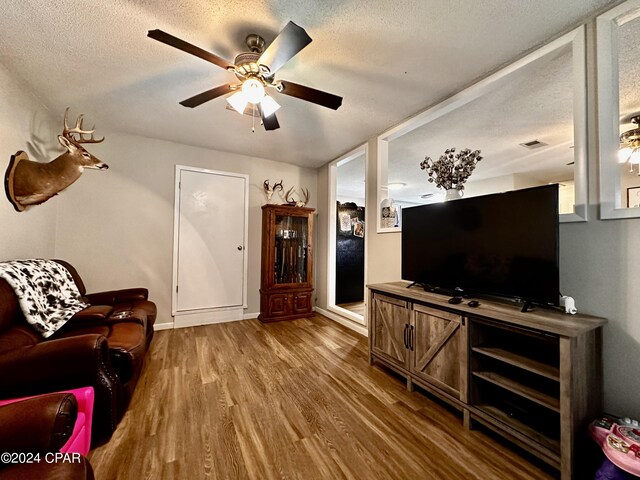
0, 259, 88, 338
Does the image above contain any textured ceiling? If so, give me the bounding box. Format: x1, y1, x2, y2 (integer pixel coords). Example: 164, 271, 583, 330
0, 0, 616, 168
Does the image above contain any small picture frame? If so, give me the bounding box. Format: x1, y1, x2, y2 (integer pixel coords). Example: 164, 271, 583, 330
338, 212, 352, 233
381, 205, 400, 228
354, 220, 365, 238
627, 186, 640, 208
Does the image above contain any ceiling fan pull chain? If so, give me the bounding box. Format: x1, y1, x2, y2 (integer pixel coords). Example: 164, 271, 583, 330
252, 104, 256, 132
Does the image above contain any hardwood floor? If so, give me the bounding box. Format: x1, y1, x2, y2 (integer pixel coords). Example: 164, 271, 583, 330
89, 315, 554, 479
336, 301, 365, 317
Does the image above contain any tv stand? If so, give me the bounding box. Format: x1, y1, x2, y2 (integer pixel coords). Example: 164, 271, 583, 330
367, 281, 606, 479
420, 284, 466, 297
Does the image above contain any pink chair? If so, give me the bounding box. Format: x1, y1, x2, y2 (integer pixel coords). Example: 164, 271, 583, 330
0, 386, 94, 455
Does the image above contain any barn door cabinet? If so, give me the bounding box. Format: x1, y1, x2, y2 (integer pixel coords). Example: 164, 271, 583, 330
259, 205, 314, 323
368, 282, 606, 480
411, 304, 466, 401
370, 293, 466, 402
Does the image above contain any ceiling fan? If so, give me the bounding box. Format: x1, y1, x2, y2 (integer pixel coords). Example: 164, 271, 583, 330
148, 21, 343, 131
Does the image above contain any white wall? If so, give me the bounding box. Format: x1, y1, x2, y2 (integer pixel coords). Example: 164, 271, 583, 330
0, 63, 59, 259
463, 174, 519, 198
560, 215, 640, 417
365, 138, 401, 286
316, 165, 329, 310
54, 132, 317, 326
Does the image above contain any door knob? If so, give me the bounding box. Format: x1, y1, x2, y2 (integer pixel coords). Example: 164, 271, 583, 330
237, 245, 243, 251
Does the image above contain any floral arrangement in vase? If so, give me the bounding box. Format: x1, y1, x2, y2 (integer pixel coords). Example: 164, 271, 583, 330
420, 148, 482, 198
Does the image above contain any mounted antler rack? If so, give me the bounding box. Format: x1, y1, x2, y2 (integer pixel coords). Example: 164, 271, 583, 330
263, 179, 283, 202
63, 108, 105, 144
284, 186, 310, 207
4, 108, 107, 212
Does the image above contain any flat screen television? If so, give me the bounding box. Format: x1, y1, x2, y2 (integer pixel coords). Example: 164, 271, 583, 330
402, 184, 559, 307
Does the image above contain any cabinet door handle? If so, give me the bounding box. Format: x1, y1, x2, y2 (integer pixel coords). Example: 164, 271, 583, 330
410, 325, 415, 351
403, 324, 409, 349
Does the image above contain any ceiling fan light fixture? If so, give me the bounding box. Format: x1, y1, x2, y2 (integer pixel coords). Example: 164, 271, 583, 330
619, 146, 633, 163
148, 22, 343, 133
241, 77, 265, 104
260, 95, 280, 117
227, 91, 248, 114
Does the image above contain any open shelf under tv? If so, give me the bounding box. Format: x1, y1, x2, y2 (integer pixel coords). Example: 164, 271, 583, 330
474, 403, 561, 454
471, 347, 560, 381
472, 371, 560, 412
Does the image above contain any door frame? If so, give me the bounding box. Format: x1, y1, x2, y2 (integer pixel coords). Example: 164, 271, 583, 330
172, 165, 249, 319
327, 144, 368, 327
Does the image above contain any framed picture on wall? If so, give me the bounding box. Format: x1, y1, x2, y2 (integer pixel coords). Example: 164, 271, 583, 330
353, 220, 365, 238
627, 186, 640, 208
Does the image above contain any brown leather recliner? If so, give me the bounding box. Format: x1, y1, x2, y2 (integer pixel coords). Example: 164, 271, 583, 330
0, 260, 156, 446
53, 260, 156, 409
0, 393, 95, 480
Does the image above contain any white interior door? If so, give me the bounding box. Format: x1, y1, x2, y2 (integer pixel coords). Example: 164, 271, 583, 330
173, 167, 248, 315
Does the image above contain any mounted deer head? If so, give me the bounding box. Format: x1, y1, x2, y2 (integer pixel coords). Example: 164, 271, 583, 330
4, 108, 107, 212
284, 186, 310, 207
263, 179, 283, 202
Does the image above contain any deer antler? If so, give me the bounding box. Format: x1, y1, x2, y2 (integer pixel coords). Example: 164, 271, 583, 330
283, 186, 310, 206
63, 107, 104, 144
285, 186, 295, 204
264, 179, 284, 191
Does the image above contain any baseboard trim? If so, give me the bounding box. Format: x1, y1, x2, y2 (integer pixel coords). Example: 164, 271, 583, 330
315, 307, 368, 336
156, 310, 354, 330
155, 311, 257, 331
153, 322, 174, 331
173, 307, 244, 329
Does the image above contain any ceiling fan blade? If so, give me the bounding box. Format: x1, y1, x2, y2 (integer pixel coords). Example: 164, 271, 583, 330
258, 21, 312, 74
148, 29, 234, 70
258, 105, 280, 131
278, 80, 343, 110
180, 84, 233, 108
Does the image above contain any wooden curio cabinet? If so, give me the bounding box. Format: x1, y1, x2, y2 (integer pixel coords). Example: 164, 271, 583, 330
259, 205, 314, 322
